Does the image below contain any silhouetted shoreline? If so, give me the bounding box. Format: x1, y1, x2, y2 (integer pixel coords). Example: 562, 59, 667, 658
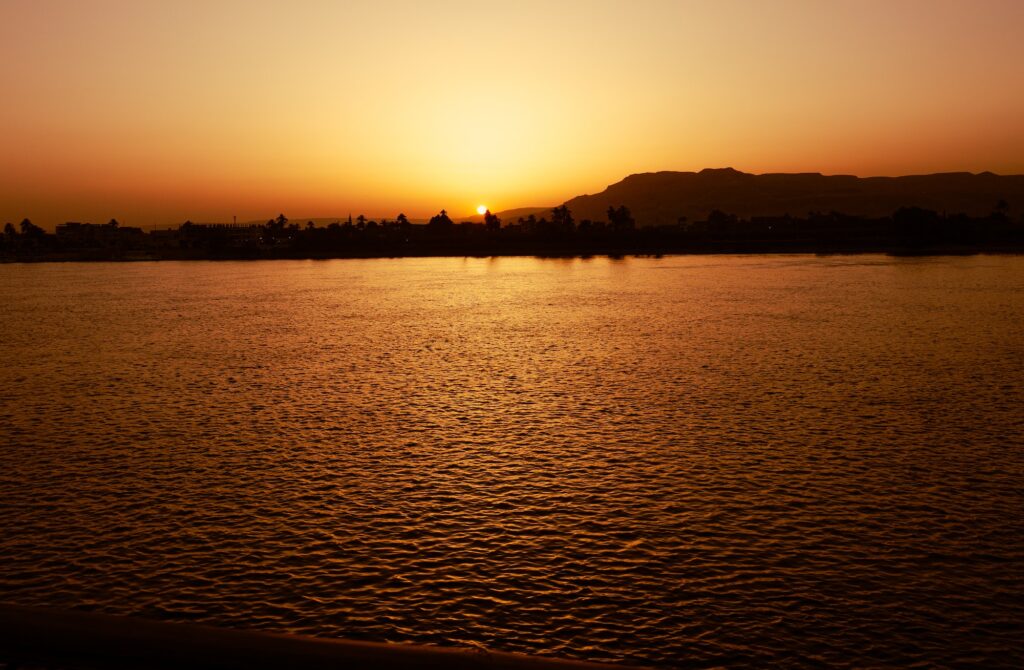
5, 244, 1024, 263
0, 604, 626, 670
3, 206, 1022, 262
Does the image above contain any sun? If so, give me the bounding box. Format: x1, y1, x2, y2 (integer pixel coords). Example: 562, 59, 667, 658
476, 204, 488, 215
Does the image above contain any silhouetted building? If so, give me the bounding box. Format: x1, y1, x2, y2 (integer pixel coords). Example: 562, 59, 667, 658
178, 223, 265, 248
56, 222, 144, 247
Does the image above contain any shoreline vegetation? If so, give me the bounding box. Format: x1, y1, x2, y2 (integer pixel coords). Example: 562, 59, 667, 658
3, 205, 1023, 262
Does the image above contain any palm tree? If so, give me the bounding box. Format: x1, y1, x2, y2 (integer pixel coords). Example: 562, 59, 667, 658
608, 205, 635, 232
428, 209, 453, 228
484, 210, 501, 231
20, 219, 46, 237
551, 205, 574, 232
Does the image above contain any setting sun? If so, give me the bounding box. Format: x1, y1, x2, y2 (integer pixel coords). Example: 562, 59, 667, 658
477, 205, 488, 215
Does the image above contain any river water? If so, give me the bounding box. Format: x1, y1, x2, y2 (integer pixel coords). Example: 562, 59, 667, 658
1, 255, 1022, 668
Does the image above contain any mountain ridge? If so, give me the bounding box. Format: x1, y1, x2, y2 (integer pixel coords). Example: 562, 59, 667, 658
563, 169, 1024, 227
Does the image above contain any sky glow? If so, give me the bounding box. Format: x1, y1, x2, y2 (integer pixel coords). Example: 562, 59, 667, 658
2, 0, 1022, 227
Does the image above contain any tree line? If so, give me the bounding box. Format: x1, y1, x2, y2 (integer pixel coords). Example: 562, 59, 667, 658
3, 202, 1022, 260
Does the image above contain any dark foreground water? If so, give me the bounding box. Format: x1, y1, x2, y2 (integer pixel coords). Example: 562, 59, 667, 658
1, 255, 1022, 668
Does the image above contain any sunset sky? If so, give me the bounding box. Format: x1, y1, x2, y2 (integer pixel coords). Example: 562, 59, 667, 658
2, 0, 1023, 228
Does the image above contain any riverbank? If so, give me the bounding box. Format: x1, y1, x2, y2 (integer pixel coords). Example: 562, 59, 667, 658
0, 604, 638, 669
4, 241, 1024, 262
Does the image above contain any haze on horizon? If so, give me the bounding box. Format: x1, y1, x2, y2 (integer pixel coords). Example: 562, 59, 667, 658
2, 0, 1023, 229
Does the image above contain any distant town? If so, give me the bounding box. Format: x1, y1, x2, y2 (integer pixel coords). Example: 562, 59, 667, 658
3, 203, 1022, 262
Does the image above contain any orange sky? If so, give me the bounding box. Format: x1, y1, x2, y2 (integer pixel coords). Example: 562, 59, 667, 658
2, 0, 1023, 228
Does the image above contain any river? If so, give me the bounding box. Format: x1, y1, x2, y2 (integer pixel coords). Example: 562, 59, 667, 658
1, 255, 1022, 667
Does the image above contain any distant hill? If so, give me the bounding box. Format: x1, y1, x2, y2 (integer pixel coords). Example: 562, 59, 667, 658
235, 216, 432, 226
563, 168, 1024, 227
460, 207, 553, 223
156, 216, 438, 229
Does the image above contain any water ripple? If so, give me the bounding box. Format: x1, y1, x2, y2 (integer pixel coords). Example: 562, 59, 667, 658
1, 256, 1023, 668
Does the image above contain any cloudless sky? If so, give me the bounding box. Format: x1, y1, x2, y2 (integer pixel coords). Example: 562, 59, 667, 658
2, 0, 1023, 227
